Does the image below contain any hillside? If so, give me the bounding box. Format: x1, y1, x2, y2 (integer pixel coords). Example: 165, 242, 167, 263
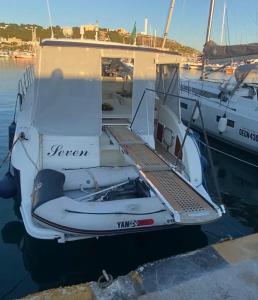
0, 22, 199, 56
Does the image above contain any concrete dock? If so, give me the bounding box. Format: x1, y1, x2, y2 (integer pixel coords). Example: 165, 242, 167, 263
22, 233, 258, 300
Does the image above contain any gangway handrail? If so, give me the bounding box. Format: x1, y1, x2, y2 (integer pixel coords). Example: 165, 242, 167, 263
130, 87, 224, 209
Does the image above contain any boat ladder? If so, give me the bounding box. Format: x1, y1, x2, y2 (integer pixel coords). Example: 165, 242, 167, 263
105, 125, 222, 224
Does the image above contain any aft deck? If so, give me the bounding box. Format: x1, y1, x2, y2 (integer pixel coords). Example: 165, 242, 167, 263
105, 125, 220, 224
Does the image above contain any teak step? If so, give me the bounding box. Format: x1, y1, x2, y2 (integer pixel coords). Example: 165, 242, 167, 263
106, 125, 144, 145
105, 125, 221, 224
142, 170, 219, 224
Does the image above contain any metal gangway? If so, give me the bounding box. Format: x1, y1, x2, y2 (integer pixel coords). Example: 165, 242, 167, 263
105, 125, 222, 224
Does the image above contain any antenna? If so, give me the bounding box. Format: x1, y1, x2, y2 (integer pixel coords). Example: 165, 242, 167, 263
95, 20, 99, 41
46, 0, 54, 39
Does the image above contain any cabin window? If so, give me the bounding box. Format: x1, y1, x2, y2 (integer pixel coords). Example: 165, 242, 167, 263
101, 57, 134, 124
156, 122, 164, 142
216, 115, 235, 128
227, 119, 235, 128
180, 102, 188, 109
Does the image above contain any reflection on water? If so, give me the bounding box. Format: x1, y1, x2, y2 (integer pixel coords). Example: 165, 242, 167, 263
204, 136, 258, 232
1, 221, 207, 297
0, 61, 257, 299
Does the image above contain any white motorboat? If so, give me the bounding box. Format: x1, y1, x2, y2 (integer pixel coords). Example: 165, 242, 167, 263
3, 38, 224, 242
14, 51, 35, 59
180, 0, 258, 154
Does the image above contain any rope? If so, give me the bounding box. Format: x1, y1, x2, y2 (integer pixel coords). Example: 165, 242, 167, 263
0, 137, 20, 170
19, 138, 39, 171
0, 135, 39, 172
198, 139, 258, 168
97, 270, 113, 289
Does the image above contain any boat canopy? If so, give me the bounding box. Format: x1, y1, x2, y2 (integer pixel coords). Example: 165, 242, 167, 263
32, 39, 182, 136
33, 44, 102, 136
203, 40, 258, 63
156, 64, 180, 119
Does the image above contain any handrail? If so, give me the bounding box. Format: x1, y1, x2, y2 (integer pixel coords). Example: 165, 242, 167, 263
180, 84, 237, 112
17, 65, 35, 107
17, 65, 35, 110
129, 87, 224, 209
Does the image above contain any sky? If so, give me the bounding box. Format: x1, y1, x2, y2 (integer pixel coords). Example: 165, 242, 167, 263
0, 0, 258, 50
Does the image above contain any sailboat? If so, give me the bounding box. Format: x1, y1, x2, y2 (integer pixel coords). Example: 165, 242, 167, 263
180, 0, 258, 154
0, 37, 224, 242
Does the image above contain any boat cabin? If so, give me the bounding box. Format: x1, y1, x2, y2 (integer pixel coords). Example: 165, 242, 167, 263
32, 39, 182, 170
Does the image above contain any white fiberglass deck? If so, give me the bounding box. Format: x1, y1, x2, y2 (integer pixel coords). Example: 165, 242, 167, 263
105, 125, 219, 224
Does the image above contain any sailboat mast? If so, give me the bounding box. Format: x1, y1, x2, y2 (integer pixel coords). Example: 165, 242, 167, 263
220, 2, 226, 45
205, 0, 215, 44
162, 0, 176, 49
201, 0, 215, 79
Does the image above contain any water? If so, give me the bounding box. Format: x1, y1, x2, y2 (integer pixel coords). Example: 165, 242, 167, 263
0, 61, 257, 299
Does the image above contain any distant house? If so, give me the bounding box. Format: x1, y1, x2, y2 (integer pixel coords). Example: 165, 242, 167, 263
82, 24, 96, 32
0, 24, 9, 29
7, 37, 23, 45
0, 37, 7, 43
116, 28, 128, 35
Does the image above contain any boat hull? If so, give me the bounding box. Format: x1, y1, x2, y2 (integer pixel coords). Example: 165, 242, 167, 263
180, 87, 258, 154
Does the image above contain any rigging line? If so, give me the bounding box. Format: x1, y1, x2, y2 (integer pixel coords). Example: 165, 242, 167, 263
198, 139, 258, 168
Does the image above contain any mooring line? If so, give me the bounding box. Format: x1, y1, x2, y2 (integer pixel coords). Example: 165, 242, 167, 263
198, 139, 258, 168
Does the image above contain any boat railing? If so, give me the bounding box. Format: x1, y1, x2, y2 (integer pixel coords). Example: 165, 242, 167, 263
130, 88, 223, 207
18, 65, 35, 98
180, 82, 237, 112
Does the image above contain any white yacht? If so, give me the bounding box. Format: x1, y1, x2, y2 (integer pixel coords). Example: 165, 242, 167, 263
180, 0, 258, 154
8, 39, 224, 242
181, 63, 258, 154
